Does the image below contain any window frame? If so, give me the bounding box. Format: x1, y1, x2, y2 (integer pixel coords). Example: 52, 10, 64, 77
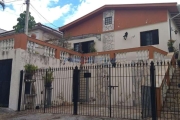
104, 16, 112, 25
140, 29, 159, 46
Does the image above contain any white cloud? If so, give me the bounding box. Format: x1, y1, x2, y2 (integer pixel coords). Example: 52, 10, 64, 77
1, 0, 179, 31
64, 0, 180, 25
0, 0, 71, 30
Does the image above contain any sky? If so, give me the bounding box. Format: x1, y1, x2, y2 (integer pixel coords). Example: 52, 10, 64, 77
0, 0, 180, 31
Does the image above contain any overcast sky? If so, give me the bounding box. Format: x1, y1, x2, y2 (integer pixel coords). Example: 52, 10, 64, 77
0, 0, 179, 31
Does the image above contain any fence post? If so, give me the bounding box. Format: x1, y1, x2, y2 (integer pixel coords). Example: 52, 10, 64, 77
150, 61, 157, 120
18, 70, 24, 111
44, 69, 47, 113
73, 66, 80, 115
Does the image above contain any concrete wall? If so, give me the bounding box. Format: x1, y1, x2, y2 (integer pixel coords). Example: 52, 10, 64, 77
28, 29, 59, 41
0, 49, 24, 110
113, 22, 170, 52
0, 49, 80, 110
20, 50, 80, 110
68, 22, 171, 52
0, 48, 172, 110
82, 62, 151, 107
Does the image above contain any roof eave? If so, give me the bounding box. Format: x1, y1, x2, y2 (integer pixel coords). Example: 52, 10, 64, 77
59, 2, 178, 31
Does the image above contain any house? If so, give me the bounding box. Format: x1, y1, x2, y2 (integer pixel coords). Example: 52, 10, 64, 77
0, 3, 179, 119
0, 23, 63, 42
0, 28, 6, 33
59, 2, 180, 53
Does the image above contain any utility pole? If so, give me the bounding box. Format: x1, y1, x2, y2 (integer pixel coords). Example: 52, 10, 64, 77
24, 0, 30, 35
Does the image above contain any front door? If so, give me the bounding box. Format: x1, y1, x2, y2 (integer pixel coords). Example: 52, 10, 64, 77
0, 59, 12, 107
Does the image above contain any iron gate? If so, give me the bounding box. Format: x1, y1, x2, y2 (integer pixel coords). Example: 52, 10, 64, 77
19, 61, 165, 120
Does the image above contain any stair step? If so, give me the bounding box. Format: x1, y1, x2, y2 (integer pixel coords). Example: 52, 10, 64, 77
164, 102, 180, 107
167, 89, 180, 93
162, 107, 180, 112
161, 112, 180, 119
166, 96, 180, 102
170, 82, 179, 86
169, 86, 179, 89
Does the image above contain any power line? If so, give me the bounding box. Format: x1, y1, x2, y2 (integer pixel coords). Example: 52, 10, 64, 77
5, 0, 23, 3
30, 3, 59, 29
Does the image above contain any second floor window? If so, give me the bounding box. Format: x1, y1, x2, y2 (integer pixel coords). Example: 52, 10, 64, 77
140, 29, 159, 46
105, 17, 112, 25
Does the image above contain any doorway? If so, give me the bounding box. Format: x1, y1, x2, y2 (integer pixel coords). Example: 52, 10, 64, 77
0, 59, 12, 107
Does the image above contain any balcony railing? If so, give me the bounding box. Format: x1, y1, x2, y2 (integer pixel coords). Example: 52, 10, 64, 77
83, 46, 167, 64
0, 34, 168, 64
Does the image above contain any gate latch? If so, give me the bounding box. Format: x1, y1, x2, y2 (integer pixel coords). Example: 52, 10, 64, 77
108, 86, 118, 89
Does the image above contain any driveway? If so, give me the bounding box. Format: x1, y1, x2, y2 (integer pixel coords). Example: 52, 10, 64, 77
0, 108, 124, 120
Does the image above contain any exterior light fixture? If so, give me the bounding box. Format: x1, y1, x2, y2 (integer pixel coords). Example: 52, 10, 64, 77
123, 32, 128, 40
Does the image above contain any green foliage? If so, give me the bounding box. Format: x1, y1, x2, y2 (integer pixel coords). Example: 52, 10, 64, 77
0, 0, 5, 10
42, 69, 54, 83
24, 64, 38, 73
90, 42, 97, 53
167, 39, 175, 48
13, 11, 36, 33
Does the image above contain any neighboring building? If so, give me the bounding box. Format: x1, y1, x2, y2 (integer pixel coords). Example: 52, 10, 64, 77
0, 28, 6, 33
0, 23, 63, 42
59, 2, 180, 53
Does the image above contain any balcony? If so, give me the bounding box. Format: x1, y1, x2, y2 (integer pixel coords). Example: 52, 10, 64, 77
0, 33, 168, 64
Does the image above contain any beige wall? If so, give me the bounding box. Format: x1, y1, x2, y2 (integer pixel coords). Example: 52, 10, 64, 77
28, 29, 60, 41
0, 49, 79, 110
0, 49, 22, 110
68, 22, 173, 52
0, 48, 172, 110
113, 22, 170, 52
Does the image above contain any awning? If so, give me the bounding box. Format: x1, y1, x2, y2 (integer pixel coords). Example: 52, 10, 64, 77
170, 12, 180, 31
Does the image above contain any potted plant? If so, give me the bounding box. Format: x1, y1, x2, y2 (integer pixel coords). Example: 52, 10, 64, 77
177, 59, 180, 68
42, 70, 54, 88
42, 69, 54, 107
24, 64, 38, 79
167, 40, 175, 52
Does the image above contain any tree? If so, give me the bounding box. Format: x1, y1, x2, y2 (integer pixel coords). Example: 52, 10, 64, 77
0, 0, 5, 10
45, 33, 72, 49
13, 11, 36, 33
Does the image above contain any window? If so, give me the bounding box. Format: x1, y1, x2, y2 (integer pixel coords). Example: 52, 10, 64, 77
105, 17, 112, 25
74, 43, 80, 52
140, 29, 159, 46
74, 41, 94, 53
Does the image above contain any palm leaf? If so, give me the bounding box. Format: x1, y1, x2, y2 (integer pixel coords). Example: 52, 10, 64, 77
0, 0, 5, 10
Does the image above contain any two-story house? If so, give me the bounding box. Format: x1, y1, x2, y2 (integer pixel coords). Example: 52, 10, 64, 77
59, 2, 180, 53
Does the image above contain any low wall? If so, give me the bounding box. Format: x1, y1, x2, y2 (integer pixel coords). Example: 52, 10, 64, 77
0, 49, 80, 110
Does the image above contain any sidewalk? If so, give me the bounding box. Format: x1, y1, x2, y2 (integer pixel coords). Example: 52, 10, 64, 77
0, 108, 124, 120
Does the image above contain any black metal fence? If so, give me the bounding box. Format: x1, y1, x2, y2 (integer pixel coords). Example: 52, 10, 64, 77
18, 60, 180, 120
